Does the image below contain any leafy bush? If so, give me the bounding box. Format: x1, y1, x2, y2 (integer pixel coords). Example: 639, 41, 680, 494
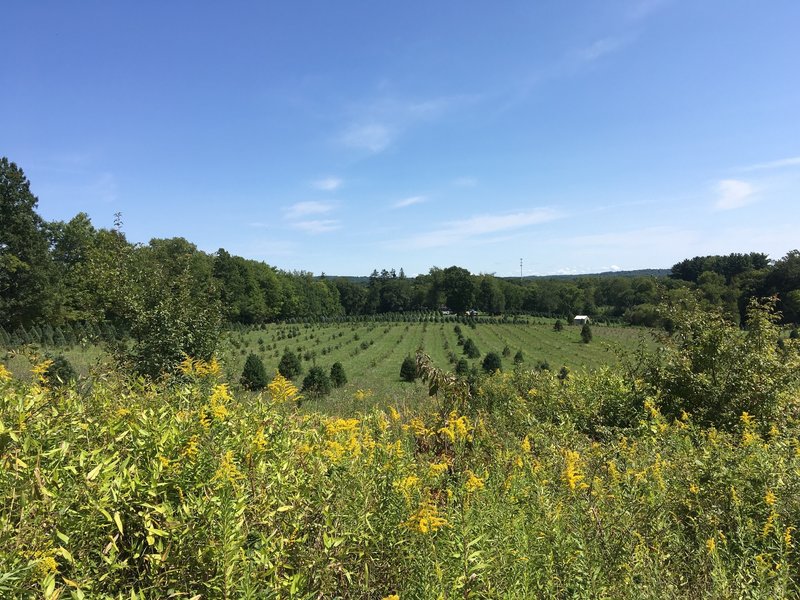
455, 358, 470, 376
44, 355, 76, 387
330, 361, 347, 387
400, 355, 418, 382
553, 319, 564, 332
278, 349, 303, 379
462, 338, 480, 359
240, 353, 268, 390
302, 366, 332, 398
642, 297, 800, 429
482, 352, 502, 373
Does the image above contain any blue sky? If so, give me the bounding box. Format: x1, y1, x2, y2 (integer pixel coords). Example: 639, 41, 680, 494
3, 1, 799, 276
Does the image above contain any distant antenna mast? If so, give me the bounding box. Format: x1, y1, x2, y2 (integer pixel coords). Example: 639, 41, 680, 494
520, 258, 523, 280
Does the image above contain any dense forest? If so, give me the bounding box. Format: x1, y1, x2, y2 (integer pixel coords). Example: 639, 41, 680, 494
3, 156, 799, 347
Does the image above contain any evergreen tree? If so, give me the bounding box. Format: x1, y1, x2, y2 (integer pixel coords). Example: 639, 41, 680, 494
330, 362, 347, 387
44, 355, 76, 388
240, 353, 268, 390
400, 356, 418, 382
462, 338, 480, 359
302, 366, 332, 398
513, 350, 524, 364
278, 349, 303, 379
482, 352, 502, 373
455, 358, 470, 376
581, 323, 593, 344
553, 319, 564, 332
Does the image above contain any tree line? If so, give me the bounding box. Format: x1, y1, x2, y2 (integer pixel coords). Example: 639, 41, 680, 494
2, 156, 799, 372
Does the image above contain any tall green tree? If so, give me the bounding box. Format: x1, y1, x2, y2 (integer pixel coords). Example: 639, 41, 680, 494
0, 158, 55, 328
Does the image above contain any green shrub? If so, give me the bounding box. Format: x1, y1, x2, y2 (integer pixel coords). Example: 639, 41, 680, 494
642, 297, 800, 429
44, 355, 76, 387
553, 319, 564, 332
455, 358, 470, 376
302, 366, 332, 398
330, 362, 347, 387
240, 353, 268, 390
278, 349, 303, 379
482, 352, 502, 373
400, 356, 418, 382
581, 323, 592, 344
463, 338, 480, 359
513, 350, 524, 364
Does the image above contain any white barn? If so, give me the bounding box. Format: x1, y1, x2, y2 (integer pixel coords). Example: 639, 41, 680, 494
573, 315, 590, 326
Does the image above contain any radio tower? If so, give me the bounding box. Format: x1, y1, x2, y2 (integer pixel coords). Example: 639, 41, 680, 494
520, 258, 523, 280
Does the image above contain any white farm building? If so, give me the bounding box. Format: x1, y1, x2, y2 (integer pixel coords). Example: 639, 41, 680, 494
573, 315, 590, 326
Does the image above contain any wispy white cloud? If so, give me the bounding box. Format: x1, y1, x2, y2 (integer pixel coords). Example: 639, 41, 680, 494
338, 93, 476, 154
340, 123, 393, 153
393, 195, 426, 209
453, 176, 478, 188
312, 177, 342, 191
576, 35, 635, 62
741, 156, 800, 172
628, 0, 672, 20
284, 200, 335, 219
714, 179, 756, 210
400, 208, 561, 249
290, 219, 341, 234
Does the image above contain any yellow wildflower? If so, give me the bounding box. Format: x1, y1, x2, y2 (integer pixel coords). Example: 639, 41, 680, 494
765, 489, 777, 506
563, 449, 587, 492
37, 554, 58, 575
253, 427, 267, 452
268, 373, 302, 404
382, 595, 400, 600
407, 501, 448, 534
520, 436, 531, 453
428, 461, 449, 477
0, 363, 11, 382
785, 526, 795, 548
325, 418, 360, 436
740, 412, 754, 427
465, 470, 485, 493
195, 357, 220, 377
763, 511, 777, 537
183, 435, 200, 459
438, 412, 472, 444
354, 388, 372, 401
214, 450, 244, 485
395, 475, 420, 500
689, 483, 700, 494
404, 416, 433, 438
31, 359, 53, 384
706, 537, 716, 553
209, 384, 230, 420
178, 355, 195, 375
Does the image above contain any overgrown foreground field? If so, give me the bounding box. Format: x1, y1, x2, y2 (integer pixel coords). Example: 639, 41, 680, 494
3, 303, 800, 599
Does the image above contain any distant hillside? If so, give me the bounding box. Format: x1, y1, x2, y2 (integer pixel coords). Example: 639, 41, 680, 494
517, 268, 671, 281
327, 269, 671, 284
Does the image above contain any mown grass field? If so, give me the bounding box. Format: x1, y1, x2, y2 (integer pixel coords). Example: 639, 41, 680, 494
4, 319, 652, 416
220, 319, 652, 414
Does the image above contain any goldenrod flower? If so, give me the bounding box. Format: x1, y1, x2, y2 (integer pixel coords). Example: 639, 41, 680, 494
389, 406, 401, 422
428, 461, 449, 477
325, 417, 360, 436
395, 475, 420, 500
740, 411, 754, 427
214, 450, 244, 485
37, 555, 58, 575
407, 501, 448, 534
209, 384, 230, 420
785, 526, 795, 548
31, 359, 53, 384
706, 537, 716, 553
253, 427, 268, 452
0, 363, 11, 382
465, 470, 485, 493
183, 435, 200, 459
563, 449, 587, 492
382, 595, 399, 600
520, 436, 531, 453
268, 373, 302, 404
765, 489, 777, 506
